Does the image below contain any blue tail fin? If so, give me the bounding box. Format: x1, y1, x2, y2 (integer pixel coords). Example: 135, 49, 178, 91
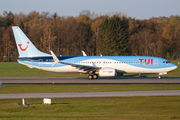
12, 26, 51, 57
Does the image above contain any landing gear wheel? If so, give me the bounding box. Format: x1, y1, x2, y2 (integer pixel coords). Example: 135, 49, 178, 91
88, 75, 93, 80
93, 74, 98, 79
158, 76, 161, 79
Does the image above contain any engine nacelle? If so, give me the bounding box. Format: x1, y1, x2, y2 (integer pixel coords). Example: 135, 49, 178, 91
98, 68, 117, 77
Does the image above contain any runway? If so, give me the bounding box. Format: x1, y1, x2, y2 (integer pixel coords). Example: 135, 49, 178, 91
1, 90, 180, 99
0, 77, 180, 84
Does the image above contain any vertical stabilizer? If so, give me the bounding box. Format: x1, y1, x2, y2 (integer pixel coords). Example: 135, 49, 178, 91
12, 26, 51, 57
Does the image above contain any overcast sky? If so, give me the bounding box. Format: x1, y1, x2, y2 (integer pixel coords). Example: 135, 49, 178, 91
0, 0, 179, 19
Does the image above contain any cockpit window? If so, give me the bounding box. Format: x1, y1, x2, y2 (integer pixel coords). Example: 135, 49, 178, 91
163, 61, 170, 64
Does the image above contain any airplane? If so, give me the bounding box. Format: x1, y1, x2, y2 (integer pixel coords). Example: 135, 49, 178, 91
11, 26, 177, 79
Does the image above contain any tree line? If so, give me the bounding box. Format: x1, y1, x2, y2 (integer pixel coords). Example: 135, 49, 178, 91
0, 10, 180, 62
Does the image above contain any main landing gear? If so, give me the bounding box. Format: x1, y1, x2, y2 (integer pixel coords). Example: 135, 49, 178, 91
88, 74, 98, 80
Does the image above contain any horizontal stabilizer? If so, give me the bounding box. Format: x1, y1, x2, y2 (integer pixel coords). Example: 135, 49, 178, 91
4, 56, 31, 60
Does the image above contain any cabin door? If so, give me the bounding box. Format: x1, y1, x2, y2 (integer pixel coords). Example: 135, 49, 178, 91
39, 59, 43, 67
154, 59, 158, 67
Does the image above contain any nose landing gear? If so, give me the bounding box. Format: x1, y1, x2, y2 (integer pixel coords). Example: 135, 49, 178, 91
158, 75, 161, 79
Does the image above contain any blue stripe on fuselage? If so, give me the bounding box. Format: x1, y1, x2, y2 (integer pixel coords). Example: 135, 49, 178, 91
17, 56, 176, 69
18, 56, 76, 62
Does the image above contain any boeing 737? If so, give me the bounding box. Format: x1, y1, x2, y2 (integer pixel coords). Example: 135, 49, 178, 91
10, 26, 177, 79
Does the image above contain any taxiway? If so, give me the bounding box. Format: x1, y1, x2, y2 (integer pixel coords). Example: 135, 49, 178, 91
1, 90, 180, 99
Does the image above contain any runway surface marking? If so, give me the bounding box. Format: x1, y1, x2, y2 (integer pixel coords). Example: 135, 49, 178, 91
0, 90, 180, 99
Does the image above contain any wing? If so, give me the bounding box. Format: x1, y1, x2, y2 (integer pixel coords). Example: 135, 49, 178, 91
50, 50, 101, 73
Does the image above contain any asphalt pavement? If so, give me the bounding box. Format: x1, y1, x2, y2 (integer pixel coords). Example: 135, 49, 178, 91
1, 90, 180, 99
0, 77, 180, 84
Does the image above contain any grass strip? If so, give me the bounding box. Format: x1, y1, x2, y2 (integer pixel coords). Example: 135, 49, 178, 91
1, 84, 180, 94
0, 96, 180, 119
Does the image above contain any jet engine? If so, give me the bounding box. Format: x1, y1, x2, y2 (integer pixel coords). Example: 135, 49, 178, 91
117, 73, 124, 76
97, 68, 117, 77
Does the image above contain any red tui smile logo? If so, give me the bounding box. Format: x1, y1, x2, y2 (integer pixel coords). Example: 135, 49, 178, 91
18, 42, 29, 51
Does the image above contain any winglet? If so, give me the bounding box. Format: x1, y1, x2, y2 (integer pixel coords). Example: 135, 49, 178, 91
81, 50, 87, 56
50, 50, 60, 66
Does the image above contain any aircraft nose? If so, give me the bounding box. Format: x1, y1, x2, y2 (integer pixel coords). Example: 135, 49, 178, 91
171, 63, 177, 70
